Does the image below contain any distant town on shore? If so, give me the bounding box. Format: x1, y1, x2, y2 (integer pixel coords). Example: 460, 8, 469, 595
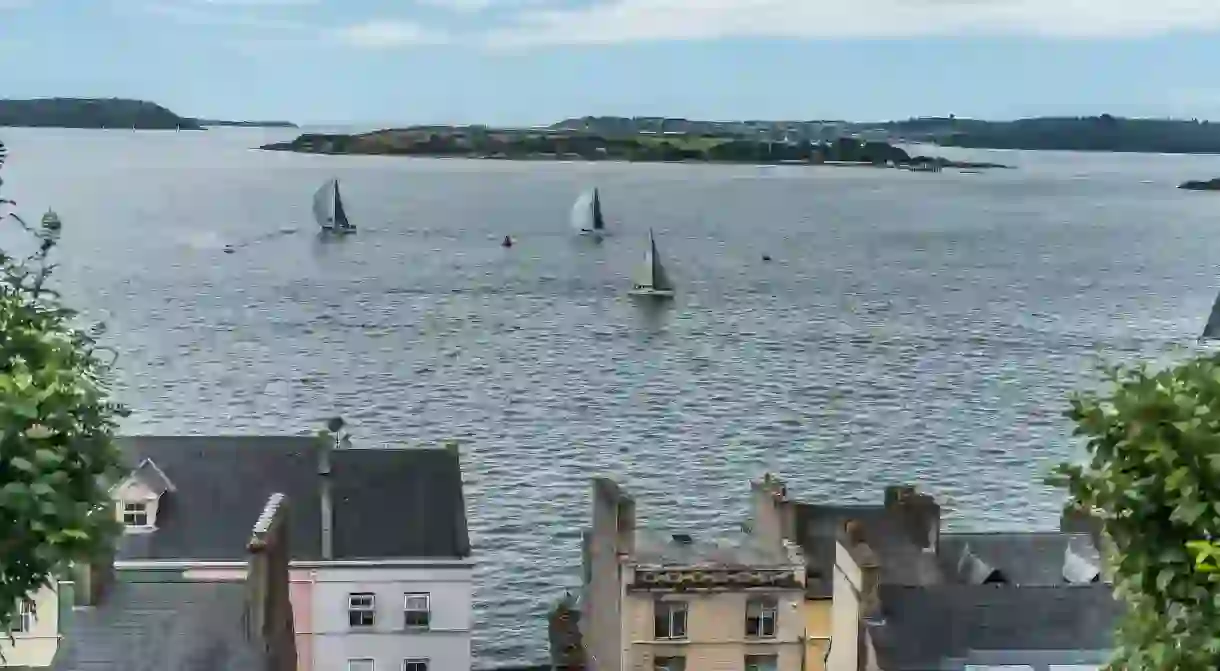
6, 97, 1220, 156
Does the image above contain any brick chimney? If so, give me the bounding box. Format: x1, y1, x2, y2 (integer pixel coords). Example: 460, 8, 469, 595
72, 542, 115, 607
244, 492, 297, 671
749, 473, 795, 549
883, 485, 941, 551
828, 518, 882, 671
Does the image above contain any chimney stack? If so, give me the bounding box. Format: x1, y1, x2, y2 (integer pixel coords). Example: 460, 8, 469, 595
72, 543, 115, 608
883, 485, 941, 551
245, 492, 296, 671
319, 417, 343, 561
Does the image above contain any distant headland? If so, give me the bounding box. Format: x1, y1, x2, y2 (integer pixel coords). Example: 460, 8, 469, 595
0, 98, 297, 130
258, 125, 1010, 170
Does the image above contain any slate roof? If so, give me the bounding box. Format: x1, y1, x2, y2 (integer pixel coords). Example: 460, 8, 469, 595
938, 532, 1101, 586
794, 504, 945, 597
869, 583, 1121, 670
51, 575, 263, 671
631, 529, 800, 568
114, 436, 470, 562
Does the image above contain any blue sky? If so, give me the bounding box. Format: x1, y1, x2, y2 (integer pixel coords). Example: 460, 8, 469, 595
5, 0, 1220, 126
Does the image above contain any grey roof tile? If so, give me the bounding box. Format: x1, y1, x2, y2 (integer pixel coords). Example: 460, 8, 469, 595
331, 446, 470, 559
114, 436, 469, 562
631, 529, 797, 567
938, 532, 1101, 586
869, 584, 1121, 670
51, 576, 263, 671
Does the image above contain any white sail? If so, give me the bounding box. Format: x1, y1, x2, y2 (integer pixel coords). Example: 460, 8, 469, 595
570, 189, 595, 232
630, 229, 674, 297
570, 188, 607, 234
313, 178, 337, 231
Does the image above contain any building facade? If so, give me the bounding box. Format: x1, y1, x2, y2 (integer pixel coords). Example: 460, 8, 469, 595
3, 434, 474, 671
582, 477, 808, 671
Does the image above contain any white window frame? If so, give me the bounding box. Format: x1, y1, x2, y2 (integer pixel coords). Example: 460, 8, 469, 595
654, 656, 686, 671
348, 592, 376, 628
403, 593, 431, 629
347, 659, 375, 671
653, 600, 688, 640
122, 501, 150, 527
745, 597, 779, 638
403, 659, 429, 671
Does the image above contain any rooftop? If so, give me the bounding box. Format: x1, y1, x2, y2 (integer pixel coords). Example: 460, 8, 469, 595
114, 435, 471, 562
869, 583, 1120, 670
632, 529, 801, 568
51, 576, 263, 671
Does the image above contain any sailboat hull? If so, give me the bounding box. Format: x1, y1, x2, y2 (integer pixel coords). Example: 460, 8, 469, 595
628, 288, 675, 299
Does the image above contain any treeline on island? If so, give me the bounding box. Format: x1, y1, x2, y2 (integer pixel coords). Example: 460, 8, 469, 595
260, 128, 1003, 168
930, 115, 1220, 154
0, 98, 297, 130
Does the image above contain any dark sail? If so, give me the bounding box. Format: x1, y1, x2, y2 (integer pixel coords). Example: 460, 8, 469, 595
1202, 290, 1220, 341
591, 189, 605, 230
333, 181, 351, 230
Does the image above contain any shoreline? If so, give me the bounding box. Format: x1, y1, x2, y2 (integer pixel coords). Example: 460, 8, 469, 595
256, 144, 1012, 171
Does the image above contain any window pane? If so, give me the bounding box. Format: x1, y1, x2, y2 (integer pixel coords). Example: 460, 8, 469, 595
405, 610, 430, 628
745, 655, 778, 671
347, 660, 374, 671
404, 594, 429, 610
404, 660, 429, 671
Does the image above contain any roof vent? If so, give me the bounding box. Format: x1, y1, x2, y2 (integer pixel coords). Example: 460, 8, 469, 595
672, 533, 693, 545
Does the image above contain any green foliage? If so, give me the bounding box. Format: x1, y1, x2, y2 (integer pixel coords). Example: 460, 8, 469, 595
1053, 355, 1220, 669
0, 140, 128, 633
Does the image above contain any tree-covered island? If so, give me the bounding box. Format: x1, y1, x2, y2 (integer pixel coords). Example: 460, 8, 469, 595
258, 127, 1009, 169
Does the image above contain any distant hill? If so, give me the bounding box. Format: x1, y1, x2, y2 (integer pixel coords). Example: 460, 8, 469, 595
930, 115, 1220, 154
0, 98, 202, 130
191, 118, 298, 129
550, 114, 1220, 155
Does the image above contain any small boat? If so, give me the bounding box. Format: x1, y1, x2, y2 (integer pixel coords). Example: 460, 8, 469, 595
40, 209, 62, 234
313, 178, 357, 235
502, 235, 513, 248
223, 245, 235, 254
570, 187, 607, 235
628, 229, 675, 299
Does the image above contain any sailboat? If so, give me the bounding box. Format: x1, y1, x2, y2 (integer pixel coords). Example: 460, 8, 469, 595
570, 187, 607, 235
313, 178, 356, 235
628, 229, 675, 299
1200, 290, 1220, 342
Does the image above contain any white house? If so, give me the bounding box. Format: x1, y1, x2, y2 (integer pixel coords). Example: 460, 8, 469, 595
3, 434, 474, 671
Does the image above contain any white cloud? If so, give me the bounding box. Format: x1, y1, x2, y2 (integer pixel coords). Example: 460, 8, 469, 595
331, 19, 450, 48
415, 0, 495, 12
193, 0, 320, 5
137, 1, 313, 30
481, 0, 1220, 46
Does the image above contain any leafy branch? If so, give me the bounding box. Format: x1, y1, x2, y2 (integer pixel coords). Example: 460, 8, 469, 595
0, 139, 129, 635
1052, 355, 1220, 669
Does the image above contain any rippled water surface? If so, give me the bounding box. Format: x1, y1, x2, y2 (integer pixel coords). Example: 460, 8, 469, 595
4, 128, 1220, 665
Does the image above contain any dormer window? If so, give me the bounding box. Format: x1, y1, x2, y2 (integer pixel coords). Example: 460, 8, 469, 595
110, 457, 177, 533
123, 502, 150, 528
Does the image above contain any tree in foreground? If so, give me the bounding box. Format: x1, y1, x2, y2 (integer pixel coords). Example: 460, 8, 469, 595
1055, 354, 1220, 670
0, 140, 128, 632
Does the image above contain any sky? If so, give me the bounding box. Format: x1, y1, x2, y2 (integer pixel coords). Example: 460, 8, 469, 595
5, 0, 1220, 126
